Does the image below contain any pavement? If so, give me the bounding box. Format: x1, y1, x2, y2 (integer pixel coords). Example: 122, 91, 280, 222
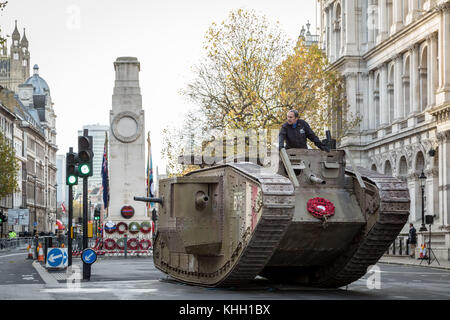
378, 254, 450, 270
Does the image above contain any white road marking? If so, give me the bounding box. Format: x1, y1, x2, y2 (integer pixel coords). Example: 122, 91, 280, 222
0, 252, 27, 258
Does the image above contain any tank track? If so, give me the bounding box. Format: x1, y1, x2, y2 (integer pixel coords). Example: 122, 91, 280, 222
217, 163, 295, 287
312, 167, 410, 288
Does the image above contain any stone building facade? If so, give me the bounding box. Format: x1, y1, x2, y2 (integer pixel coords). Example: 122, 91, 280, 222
0, 21, 30, 93
319, 0, 450, 260
0, 22, 57, 236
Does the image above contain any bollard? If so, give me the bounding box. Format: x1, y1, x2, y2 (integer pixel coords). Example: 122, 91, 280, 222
392, 239, 396, 255
406, 240, 409, 256
124, 234, 127, 259
399, 237, 403, 255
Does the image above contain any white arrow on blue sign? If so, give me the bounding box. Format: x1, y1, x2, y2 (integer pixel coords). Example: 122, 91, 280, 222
81, 248, 97, 265
47, 248, 64, 268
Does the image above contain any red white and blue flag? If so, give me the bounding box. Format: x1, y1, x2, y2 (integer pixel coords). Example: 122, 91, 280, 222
102, 132, 110, 209
146, 131, 154, 209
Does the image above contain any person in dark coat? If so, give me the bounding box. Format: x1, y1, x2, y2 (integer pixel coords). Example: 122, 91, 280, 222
278, 110, 330, 152
408, 223, 417, 258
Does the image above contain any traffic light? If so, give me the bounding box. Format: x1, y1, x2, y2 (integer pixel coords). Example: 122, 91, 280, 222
66, 149, 78, 186
0, 212, 6, 224
78, 132, 93, 178
152, 208, 158, 222
94, 205, 101, 221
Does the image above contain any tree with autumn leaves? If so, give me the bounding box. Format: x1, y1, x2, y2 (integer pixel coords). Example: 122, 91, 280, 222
163, 8, 358, 175
0, 131, 19, 199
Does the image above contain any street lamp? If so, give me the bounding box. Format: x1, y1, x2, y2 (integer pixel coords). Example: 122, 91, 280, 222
419, 170, 427, 232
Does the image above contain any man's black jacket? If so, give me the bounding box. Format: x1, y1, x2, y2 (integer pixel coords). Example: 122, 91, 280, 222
279, 119, 327, 151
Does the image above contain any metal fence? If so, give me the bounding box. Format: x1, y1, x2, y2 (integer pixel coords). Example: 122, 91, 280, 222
0, 235, 96, 253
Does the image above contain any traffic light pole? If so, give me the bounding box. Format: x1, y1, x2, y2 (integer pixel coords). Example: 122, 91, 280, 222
68, 185, 73, 267
82, 176, 91, 280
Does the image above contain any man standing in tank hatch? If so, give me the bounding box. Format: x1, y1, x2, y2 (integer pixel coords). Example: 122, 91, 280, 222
278, 110, 330, 152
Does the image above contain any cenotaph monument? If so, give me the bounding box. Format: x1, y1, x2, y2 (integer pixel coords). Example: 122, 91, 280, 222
104, 57, 151, 252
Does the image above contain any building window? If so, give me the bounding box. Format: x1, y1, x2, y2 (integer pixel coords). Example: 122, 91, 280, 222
403, 56, 411, 117
419, 46, 428, 111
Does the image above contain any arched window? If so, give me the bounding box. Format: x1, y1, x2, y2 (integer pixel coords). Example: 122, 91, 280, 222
335, 3, 341, 58
403, 55, 411, 117
388, 64, 395, 123
387, 0, 393, 34
402, 0, 409, 23
415, 151, 425, 172
420, 46, 428, 111
371, 164, 377, 172
399, 156, 408, 176
384, 160, 392, 176
375, 73, 380, 127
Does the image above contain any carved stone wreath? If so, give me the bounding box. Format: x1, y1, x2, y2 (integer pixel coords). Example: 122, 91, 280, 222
111, 111, 142, 143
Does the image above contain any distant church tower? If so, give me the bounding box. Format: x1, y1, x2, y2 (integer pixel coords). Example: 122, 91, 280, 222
0, 20, 30, 92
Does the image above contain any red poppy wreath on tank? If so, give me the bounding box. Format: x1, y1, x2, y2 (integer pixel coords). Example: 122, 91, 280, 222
307, 197, 335, 219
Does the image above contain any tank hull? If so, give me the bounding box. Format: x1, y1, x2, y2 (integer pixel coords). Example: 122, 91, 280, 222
152, 149, 410, 288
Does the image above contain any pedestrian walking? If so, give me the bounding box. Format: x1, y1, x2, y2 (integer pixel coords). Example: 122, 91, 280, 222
408, 223, 417, 258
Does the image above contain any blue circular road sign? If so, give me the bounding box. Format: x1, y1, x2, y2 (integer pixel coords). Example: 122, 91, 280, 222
81, 248, 97, 265
47, 248, 64, 267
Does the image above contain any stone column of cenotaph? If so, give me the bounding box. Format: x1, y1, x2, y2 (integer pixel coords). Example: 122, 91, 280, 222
108, 57, 147, 240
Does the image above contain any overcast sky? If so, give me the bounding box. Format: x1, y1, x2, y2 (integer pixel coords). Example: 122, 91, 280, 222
1, 0, 318, 173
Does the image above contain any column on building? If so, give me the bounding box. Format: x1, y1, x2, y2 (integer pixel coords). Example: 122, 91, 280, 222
324, 6, 330, 58
368, 70, 376, 130
437, 131, 450, 227
335, 3, 342, 59
392, 0, 404, 33
346, 72, 358, 130
329, 5, 335, 62
411, 44, 420, 114
394, 54, 404, 120
406, 0, 419, 24
344, 0, 357, 55
429, 32, 438, 107
380, 62, 389, 125
377, 0, 388, 42
436, 5, 450, 106
362, 72, 370, 131
367, 0, 377, 47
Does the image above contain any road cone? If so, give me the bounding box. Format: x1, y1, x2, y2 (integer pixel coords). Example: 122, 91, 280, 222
27, 245, 33, 260
37, 243, 44, 262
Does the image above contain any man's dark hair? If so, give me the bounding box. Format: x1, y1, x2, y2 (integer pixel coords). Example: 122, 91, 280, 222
288, 109, 299, 118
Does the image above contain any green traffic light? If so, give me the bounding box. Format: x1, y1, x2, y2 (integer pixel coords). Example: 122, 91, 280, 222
79, 164, 91, 176
67, 175, 77, 185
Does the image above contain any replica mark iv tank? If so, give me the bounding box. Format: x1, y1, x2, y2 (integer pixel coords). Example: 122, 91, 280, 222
136, 148, 410, 288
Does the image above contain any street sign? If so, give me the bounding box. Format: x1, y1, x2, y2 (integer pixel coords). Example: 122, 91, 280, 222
63, 249, 68, 266
81, 248, 97, 265
46, 248, 67, 269
7, 209, 29, 226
